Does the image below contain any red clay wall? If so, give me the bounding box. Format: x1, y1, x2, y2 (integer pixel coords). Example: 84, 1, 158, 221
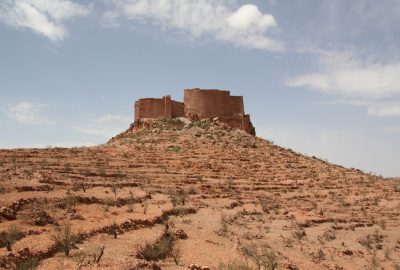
184, 89, 244, 119
171, 101, 184, 118
134, 96, 169, 120
134, 96, 184, 120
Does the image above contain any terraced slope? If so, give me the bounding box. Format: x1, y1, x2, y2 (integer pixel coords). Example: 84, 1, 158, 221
0, 119, 399, 270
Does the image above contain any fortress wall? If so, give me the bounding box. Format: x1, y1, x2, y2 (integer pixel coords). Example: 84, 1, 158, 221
171, 101, 184, 118
225, 96, 244, 117
184, 89, 244, 119
134, 96, 173, 120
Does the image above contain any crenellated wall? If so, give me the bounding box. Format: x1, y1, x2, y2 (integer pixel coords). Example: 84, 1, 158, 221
134, 89, 255, 135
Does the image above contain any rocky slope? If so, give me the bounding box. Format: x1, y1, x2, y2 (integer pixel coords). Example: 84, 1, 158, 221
0, 118, 399, 270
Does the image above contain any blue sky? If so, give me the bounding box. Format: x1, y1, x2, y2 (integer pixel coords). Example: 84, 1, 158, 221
0, 0, 399, 177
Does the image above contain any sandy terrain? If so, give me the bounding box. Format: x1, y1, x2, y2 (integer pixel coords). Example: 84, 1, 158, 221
0, 118, 399, 269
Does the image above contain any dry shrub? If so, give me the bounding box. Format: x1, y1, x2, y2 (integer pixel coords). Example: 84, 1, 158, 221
136, 231, 174, 261
218, 260, 253, 270
219, 242, 278, 270
239, 242, 278, 270
171, 207, 193, 217
52, 222, 77, 256
0, 225, 23, 251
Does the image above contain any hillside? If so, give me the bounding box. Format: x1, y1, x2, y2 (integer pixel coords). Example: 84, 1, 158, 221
0, 118, 399, 270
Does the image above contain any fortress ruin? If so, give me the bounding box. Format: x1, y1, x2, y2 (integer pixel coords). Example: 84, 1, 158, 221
134, 88, 255, 135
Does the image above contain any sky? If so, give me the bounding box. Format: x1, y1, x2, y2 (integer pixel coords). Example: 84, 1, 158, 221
0, 0, 399, 177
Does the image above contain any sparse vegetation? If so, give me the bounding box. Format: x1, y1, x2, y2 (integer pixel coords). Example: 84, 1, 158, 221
239, 242, 278, 270
171, 207, 193, 217
143, 201, 149, 214
57, 195, 77, 210
226, 177, 234, 190
220, 213, 230, 233
136, 230, 175, 261
292, 227, 307, 240
1, 225, 23, 251
95, 244, 105, 263
171, 245, 181, 265
127, 200, 135, 213
74, 244, 105, 265
219, 242, 277, 270
15, 256, 38, 270
52, 222, 77, 256
218, 260, 253, 270
111, 184, 118, 198
103, 197, 114, 212
369, 253, 379, 270
359, 234, 373, 250
170, 190, 189, 206
168, 145, 182, 153
187, 120, 210, 129
196, 175, 205, 182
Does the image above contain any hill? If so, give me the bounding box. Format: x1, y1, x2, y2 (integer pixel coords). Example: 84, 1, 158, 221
0, 118, 399, 269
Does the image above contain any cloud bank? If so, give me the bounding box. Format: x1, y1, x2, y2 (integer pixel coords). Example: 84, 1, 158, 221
0, 0, 89, 41
7, 101, 53, 124
109, 0, 283, 51
0, 0, 282, 50
287, 49, 400, 117
287, 50, 400, 99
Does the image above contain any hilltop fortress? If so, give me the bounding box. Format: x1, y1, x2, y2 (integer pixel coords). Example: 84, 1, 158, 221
134, 88, 256, 135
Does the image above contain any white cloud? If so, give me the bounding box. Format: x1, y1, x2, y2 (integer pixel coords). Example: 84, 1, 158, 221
109, 0, 283, 50
366, 102, 400, 117
382, 125, 400, 134
315, 99, 400, 117
287, 49, 400, 118
7, 101, 53, 124
0, 0, 89, 41
72, 114, 131, 137
287, 49, 400, 100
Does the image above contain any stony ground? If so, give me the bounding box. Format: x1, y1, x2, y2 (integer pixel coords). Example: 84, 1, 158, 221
0, 118, 399, 270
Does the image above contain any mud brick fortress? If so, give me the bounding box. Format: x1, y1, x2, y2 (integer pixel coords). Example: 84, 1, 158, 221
134, 88, 256, 135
